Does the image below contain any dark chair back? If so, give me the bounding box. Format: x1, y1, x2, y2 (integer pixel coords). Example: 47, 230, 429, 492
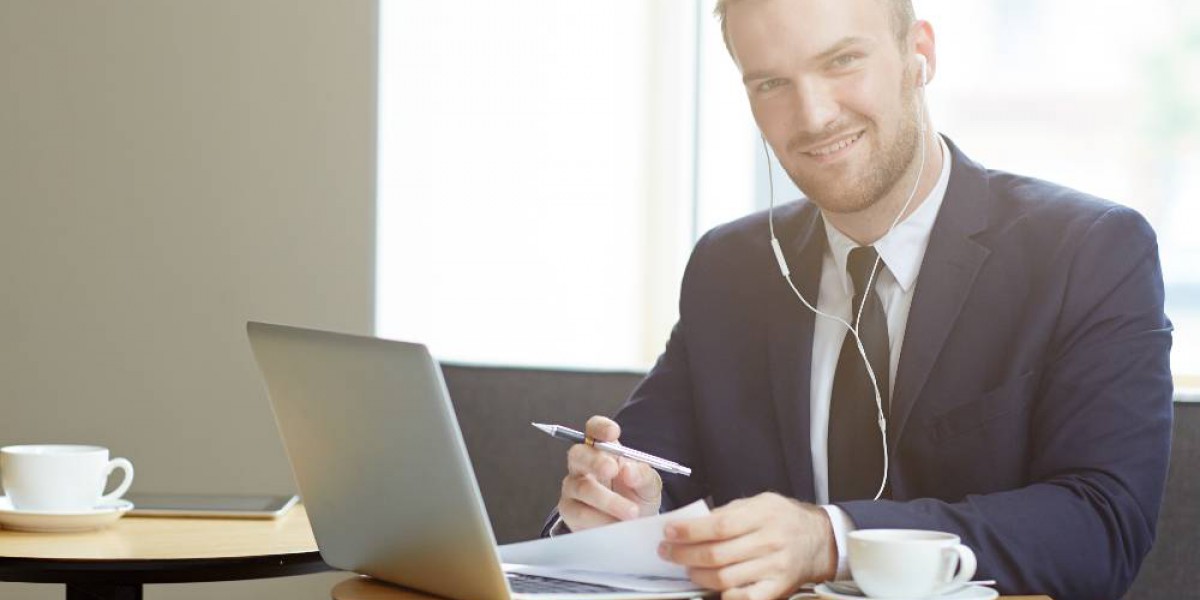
1124, 400, 1200, 598
441, 363, 644, 544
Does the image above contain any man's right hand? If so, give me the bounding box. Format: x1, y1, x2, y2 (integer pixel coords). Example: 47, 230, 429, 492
557, 415, 663, 532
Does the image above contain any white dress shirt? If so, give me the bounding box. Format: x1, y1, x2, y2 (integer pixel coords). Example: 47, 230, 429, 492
816, 135, 952, 577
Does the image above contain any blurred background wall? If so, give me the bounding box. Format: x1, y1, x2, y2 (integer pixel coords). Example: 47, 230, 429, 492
0, 1, 376, 598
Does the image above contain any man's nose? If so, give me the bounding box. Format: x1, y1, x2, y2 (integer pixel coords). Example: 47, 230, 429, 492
791, 79, 840, 136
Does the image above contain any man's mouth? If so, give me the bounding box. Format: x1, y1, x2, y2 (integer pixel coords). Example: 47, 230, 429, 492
804, 131, 865, 160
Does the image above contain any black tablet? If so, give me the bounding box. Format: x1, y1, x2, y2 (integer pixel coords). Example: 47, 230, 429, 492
125, 493, 299, 519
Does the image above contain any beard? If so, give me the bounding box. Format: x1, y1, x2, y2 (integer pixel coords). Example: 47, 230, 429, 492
781, 83, 922, 215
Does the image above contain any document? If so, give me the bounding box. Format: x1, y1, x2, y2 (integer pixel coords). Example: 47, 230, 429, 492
504, 564, 703, 593
499, 500, 709, 592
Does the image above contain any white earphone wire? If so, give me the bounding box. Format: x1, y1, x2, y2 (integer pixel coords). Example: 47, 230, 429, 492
765, 55, 929, 501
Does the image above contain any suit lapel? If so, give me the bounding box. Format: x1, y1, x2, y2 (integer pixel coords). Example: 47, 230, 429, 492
767, 203, 826, 501
889, 140, 992, 447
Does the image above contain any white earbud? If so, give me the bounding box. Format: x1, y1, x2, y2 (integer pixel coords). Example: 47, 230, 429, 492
917, 54, 928, 87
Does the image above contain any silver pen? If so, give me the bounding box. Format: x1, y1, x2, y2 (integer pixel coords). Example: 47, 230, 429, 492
532, 422, 692, 477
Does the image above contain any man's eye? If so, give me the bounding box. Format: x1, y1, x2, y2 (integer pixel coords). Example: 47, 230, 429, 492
831, 54, 862, 68
757, 78, 786, 93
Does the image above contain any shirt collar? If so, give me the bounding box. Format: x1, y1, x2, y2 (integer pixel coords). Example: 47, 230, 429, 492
822, 134, 953, 294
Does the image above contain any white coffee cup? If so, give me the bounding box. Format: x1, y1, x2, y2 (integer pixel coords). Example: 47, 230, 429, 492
0, 445, 134, 512
848, 529, 977, 599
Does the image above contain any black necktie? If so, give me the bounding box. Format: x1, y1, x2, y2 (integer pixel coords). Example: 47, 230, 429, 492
828, 246, 890, 502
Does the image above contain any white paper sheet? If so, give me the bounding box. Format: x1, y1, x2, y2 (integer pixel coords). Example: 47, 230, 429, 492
504, 564, 703, 593
498, 500, 710, 579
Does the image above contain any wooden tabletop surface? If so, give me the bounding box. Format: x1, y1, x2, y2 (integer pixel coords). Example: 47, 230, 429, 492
330, 576, 1055, 600
0, 504, 318, 561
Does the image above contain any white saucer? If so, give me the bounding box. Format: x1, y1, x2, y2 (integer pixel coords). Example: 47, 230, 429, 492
813, 583, 999, 600
0, 496, 134, 533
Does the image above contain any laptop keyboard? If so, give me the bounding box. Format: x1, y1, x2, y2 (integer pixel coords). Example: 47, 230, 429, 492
507, 571, 631, 594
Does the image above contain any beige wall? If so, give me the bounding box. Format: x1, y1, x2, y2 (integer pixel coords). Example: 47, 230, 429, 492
0, 1, 376, 598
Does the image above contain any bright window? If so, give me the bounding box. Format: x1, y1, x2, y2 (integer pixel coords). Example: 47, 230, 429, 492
377, 1, 1199, 378
376, 1, 697, 369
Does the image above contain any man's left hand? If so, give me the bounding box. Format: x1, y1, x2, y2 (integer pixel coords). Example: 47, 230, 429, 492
658, 492, 837, 600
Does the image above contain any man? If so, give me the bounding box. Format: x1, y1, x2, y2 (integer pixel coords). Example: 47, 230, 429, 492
548, 0, 1173, 599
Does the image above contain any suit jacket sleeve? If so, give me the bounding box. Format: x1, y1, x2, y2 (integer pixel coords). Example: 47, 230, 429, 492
837, 206, 1174, 599
539, 233, 717, 537
537, 319, 705, 536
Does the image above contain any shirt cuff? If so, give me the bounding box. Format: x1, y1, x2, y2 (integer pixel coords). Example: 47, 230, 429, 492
819, 504, 856, 580
547, 515, 572, 537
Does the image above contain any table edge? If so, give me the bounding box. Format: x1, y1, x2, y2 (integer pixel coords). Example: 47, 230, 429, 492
0, 550, 333, 584
330, 576, 1056, 600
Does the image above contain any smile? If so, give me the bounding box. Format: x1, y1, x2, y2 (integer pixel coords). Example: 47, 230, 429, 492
805, 131, 865, 161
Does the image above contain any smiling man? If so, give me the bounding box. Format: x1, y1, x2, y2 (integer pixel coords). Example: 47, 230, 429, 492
546, 1, 1173, 599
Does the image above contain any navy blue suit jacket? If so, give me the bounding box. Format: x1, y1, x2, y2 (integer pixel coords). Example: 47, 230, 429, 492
606, 140, 1172, 599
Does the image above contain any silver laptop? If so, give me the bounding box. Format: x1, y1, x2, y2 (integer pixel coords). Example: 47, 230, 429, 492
246, 322, 706, 600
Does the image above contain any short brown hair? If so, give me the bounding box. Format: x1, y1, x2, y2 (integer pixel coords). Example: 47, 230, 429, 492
714, 0, 915, 54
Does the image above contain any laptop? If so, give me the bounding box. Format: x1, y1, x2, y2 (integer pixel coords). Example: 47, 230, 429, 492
246, 322, 709, 600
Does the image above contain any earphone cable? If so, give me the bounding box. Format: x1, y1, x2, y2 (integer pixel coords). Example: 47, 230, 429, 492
764, 61, 929, 501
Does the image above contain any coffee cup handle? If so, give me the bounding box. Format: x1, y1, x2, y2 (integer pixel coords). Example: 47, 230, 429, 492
942, 543, 977, 590
100, 458, 134, 503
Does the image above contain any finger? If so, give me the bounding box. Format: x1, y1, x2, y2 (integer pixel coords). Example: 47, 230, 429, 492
665, 510, 759, 544
585, 415, 621, 442
565, 473, 641, 521
557, 497, 621, 531
659, 531, 776, 569
721, 579, 786, 600
615, 460, 662, 504
566, 442, 620, 481
686, 555, 779, 593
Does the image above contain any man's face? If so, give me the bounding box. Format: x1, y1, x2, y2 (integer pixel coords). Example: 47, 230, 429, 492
726, 0, 921, 214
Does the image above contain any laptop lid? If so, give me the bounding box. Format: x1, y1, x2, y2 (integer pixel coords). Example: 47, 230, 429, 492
246, 321, 512, 600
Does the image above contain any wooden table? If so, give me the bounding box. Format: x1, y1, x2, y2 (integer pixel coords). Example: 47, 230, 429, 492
0, 505, 331, 600
330, 575, 1055, 600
